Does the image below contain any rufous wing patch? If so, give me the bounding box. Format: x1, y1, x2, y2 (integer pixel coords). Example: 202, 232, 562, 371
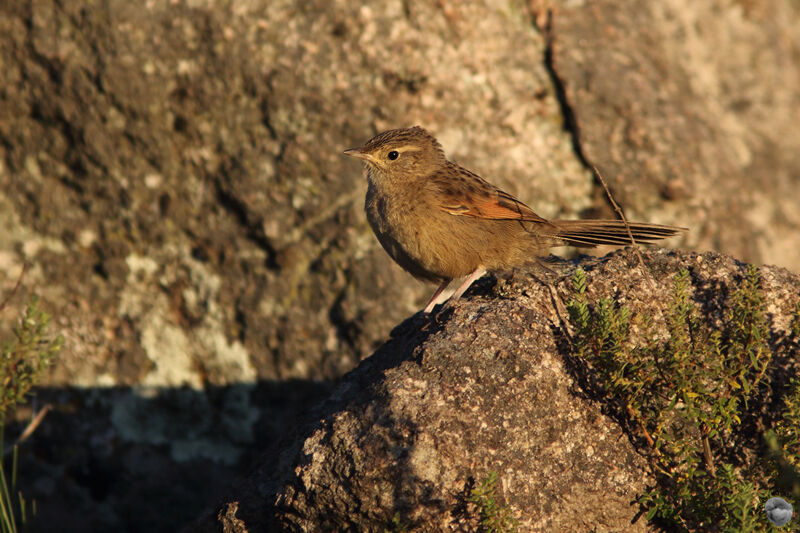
439, 189, 547, 222
427, 165, 549, 222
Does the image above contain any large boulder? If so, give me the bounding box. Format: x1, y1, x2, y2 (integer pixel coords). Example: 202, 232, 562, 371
192, 248, 800, 531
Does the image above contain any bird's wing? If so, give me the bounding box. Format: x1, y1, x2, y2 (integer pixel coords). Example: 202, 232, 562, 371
427, 164, 549, 223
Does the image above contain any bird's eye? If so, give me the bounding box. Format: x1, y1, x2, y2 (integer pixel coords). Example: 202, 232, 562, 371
387, 150, 399, 161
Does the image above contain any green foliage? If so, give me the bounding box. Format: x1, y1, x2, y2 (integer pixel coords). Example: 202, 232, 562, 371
0, 444, 26, 533
775, 378, 800, 469
1, 296, 63, 418
383, 512, 408, 533
567, 265, 787, 531
568, 268, 631, 376
792, 303, 800, 339
765, 377, 800, 501
468, 472, 518, 533
1, 295, 62, 533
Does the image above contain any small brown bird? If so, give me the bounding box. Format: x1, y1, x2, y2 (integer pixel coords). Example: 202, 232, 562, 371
344, 126, 686, 313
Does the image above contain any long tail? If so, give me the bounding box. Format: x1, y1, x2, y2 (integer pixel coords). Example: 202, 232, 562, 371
547, 219, 686, 248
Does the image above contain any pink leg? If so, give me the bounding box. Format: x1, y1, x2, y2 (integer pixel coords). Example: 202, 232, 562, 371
447, 267, 487, 304
423, 279, 451, 314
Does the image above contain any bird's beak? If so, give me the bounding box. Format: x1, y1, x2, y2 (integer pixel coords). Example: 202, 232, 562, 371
343, 148, 372, 162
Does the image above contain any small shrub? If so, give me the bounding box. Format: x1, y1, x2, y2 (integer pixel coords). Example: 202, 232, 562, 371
567, 265, 786, 531
468, 471, 518, 533
1, 295, 63, 533
1, 296, 63, 418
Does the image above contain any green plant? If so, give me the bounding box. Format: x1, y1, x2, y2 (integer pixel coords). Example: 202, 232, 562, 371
567, 266, 781, 531
0, 444, 28, 533
774, 378, 800, 468
468, 471, 518, 533
1, 296, 63, 418
765, 377, 800, 502
1, 295, 62, 532
791, 304, 800, 339
383, 512, 408, 532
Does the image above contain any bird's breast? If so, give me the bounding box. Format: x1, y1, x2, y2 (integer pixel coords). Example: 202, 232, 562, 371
365, 180, 418, 248
364, 178, 447, 281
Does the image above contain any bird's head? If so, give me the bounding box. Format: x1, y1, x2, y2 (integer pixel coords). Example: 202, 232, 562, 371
344, 126, 446, 180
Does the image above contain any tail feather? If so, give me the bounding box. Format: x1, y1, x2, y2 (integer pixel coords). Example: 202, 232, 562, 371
546, 220, 686, 248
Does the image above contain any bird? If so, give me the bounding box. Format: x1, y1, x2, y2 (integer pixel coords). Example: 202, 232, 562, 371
344, 126, 686, 314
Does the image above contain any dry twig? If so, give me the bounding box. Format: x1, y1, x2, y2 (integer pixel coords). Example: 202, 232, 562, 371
3, 404, 53, 457
0, 263, 28, 312
592, 167, 657, 290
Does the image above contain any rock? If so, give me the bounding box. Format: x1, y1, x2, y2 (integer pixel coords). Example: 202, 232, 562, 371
550, 0, 800, 268
191, 249, 800, 531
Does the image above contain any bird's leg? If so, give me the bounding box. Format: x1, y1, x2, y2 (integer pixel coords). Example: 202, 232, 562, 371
446, 267, 487, 305
423, 279, 452, 314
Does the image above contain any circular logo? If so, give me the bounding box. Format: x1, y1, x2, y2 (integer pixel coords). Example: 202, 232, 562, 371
765, 497, 793, 527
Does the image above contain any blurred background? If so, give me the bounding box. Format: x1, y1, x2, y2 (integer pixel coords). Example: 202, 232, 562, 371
0, 0, 799, 530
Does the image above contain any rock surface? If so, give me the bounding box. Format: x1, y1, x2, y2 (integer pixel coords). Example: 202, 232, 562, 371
192, 248, 800, 531
550, 0, 800, 269
0, 0, 798, 531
